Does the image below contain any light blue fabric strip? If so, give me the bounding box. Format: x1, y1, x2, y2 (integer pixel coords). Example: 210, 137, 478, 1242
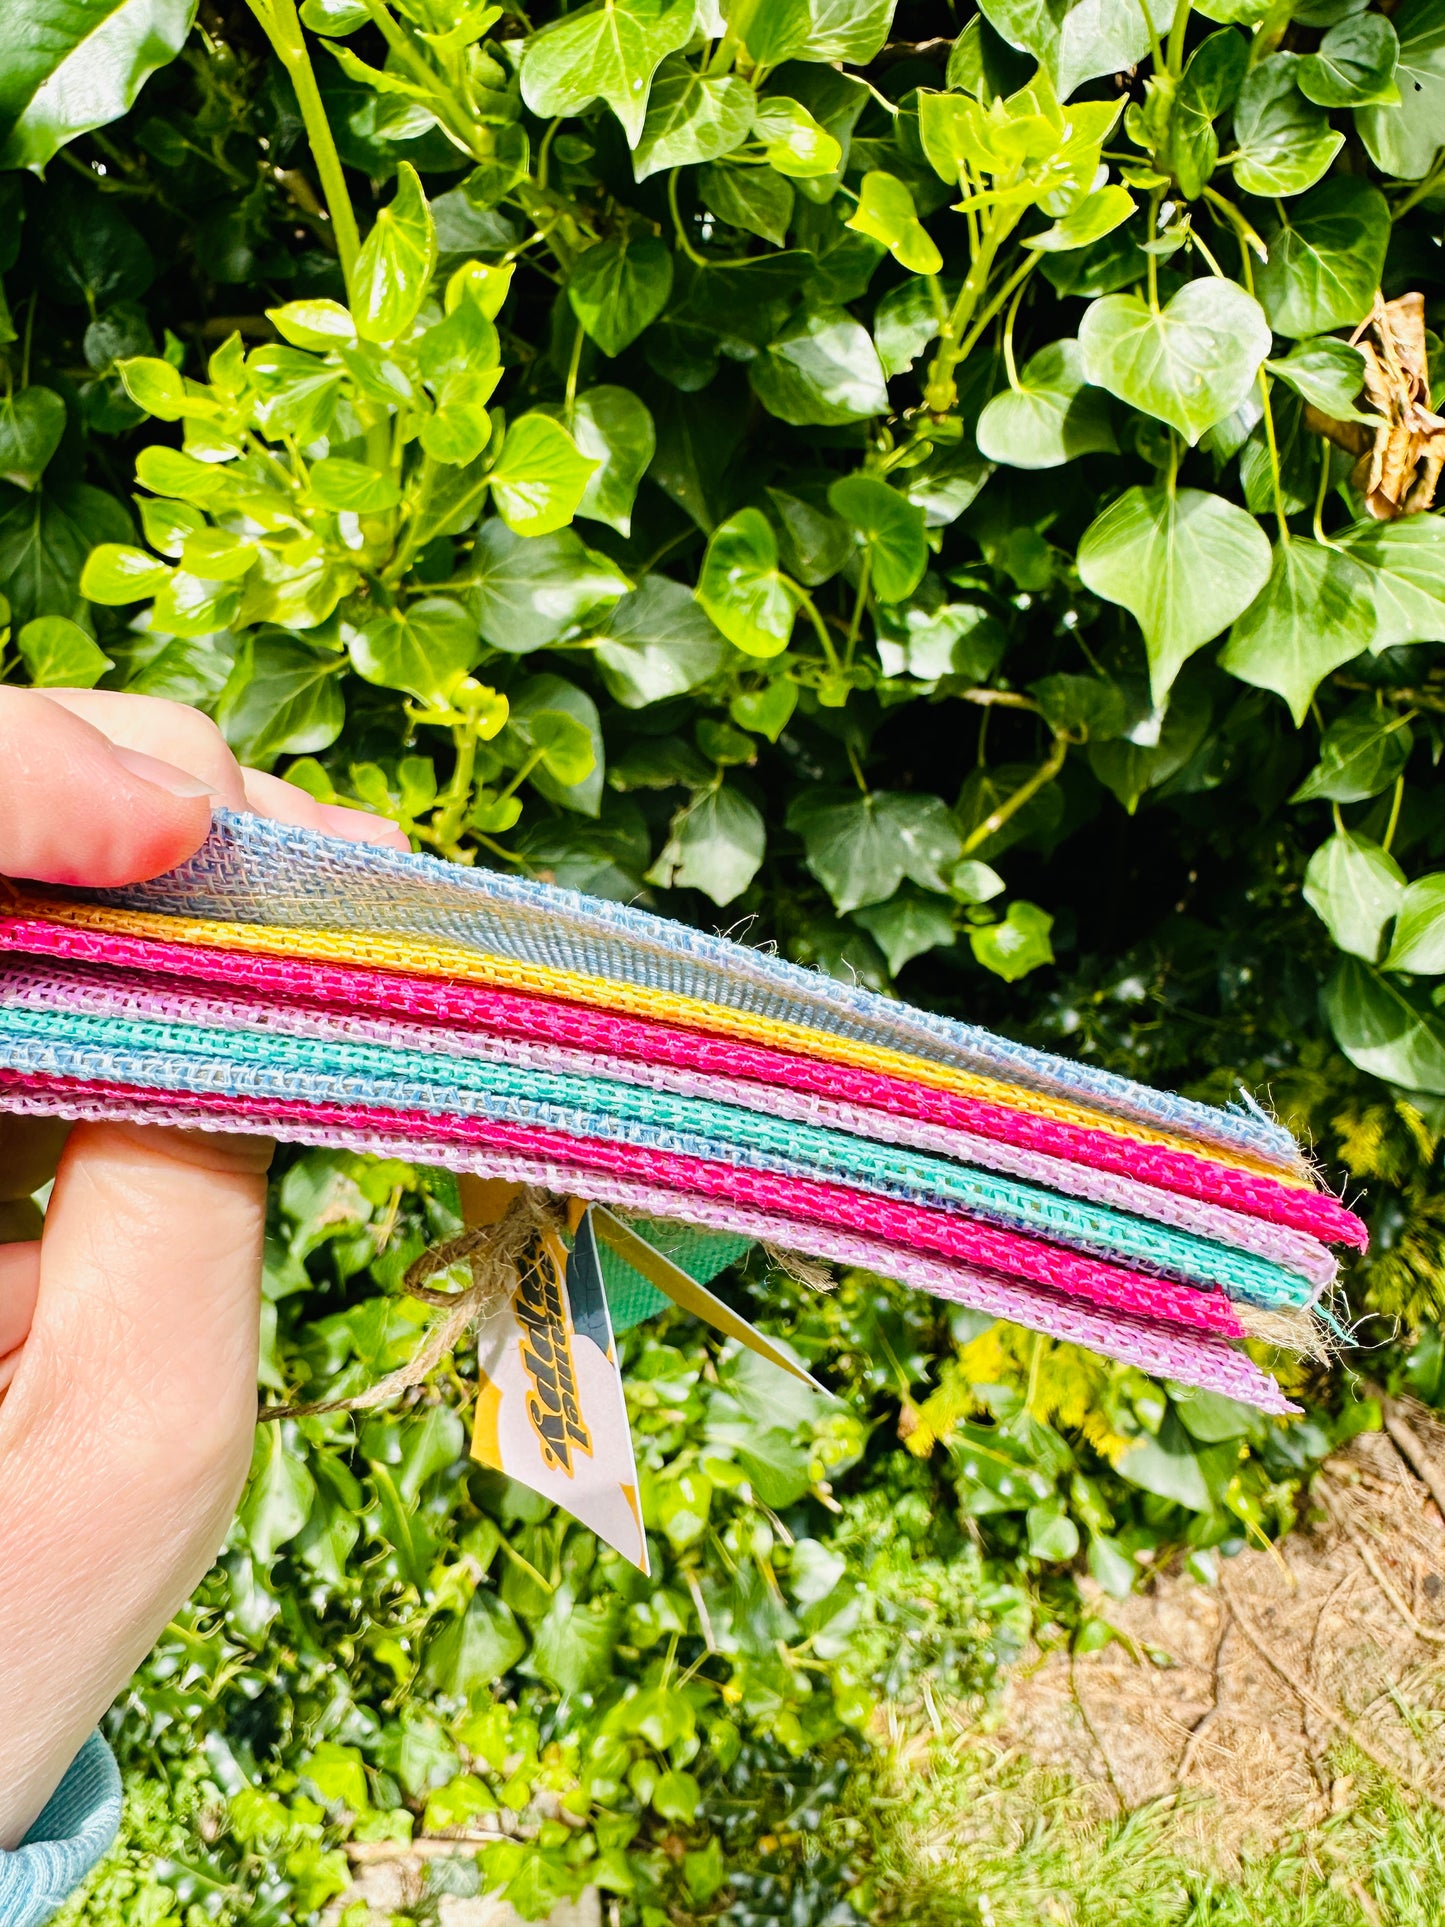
88, 812, 1301, 1169
0, 1734, 120, 1927
0, 1005, 1313, 1309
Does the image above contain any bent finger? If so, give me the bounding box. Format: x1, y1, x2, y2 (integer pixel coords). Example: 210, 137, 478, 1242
0, 689, 216, 886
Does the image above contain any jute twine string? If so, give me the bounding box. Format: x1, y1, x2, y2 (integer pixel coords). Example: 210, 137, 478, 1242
259, 1186, 562, 1424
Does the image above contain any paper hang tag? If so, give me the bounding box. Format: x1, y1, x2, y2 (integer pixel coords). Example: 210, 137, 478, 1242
465, 1186, 648, 1574
588, 1205, 831, 1398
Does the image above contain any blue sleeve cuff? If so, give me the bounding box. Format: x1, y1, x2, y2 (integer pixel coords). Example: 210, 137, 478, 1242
0, 1734, 122, 1927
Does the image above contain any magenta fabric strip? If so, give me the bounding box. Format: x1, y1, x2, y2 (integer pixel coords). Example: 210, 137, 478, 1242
0, 1061, 1247, 1336
0, 913, 1366, 1248
0, 961, 1337, 1289
0, 1069, 1291, 1411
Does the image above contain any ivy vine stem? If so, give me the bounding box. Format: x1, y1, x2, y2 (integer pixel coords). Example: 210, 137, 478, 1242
1257, 366, 1291, 545
244, 0, 360, 292
1165, 0, 1193, 76
960, 732, 1068, 856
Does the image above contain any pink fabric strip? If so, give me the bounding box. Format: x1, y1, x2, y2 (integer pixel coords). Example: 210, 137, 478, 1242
0, 1070, 1292, 1412
0, 913, 1365, 1249
0, 1063, 1246, 1337
0, 961, 1337, 1289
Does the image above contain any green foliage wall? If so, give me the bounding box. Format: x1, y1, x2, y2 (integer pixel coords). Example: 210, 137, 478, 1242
6, 0, 1445, 1916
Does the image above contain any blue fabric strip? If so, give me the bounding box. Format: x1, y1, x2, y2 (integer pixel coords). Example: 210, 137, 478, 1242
87, 812, 1300, 1168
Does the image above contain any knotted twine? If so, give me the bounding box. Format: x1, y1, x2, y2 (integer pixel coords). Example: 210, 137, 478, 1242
258, 1185, 562, 1424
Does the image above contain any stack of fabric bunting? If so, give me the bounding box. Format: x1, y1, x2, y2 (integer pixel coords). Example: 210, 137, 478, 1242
0, 811, 1364, 1416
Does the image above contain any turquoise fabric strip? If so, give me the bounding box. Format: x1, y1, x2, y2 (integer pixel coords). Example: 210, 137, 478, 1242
0, 1734, 121, 1927
0, 1002, 1313, 1310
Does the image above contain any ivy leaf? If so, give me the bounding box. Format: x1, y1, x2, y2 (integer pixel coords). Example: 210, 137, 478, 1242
787, 789, 964, 913
519, 0, 695, 147
1231, 54, 1343, 196
1030, 673, 1129, 740
1299, 12, 1400, 106
978, 0, 1175, 99
1256, 177, 1391, 339
730, 678, 797, 742
0, 479, 131, 624
488, 413, 596, 537
151, 569, 244, 639
1162, 27, 1247, 200
469, 523, 630, 653
826, 474, 926, 604
1116, 1410, 1214, 1511
1356, 0, 1445, 179
976, 340, 1117, 470
214, 632, 346, 769
425, 1592, 526, 1700
1077, 486, 1271, 702
1385, 874, 1445, 973
697, 508, 797, 658
878, 599, 1005, 681
79, 540, 170, 603
343, 595, 479, 706
1079, 279, 1271, 445
969, 901, 1055, 981
646, 783, 767, 904
0, 0, 194, 172
508, 674, 604, 814
593, 574, 730, 706
727, 0, 812, 67
797, 0, 895, 62
1026, 1496, 1081, 1561
267, 298, 357, 351
308, 458, 401, 513
1303, 831, 1405, 960
568, 236, 674, 356
874, 279, 941, 379
753, 97, 842, 178
240, 1427, 317, 1564
352, 163, 436, 345
766, 486, 852, 586
16, 614, 112, 687
853, 888, 957, 974
632, 58, 753, 180
751, 305, 889, 426
1266, 338, 1371, 421
1291, 705, 1414, 803
1087, 679, 1212, 813
1335, 515, 1445, 650
38, 184, 153, 308
1325, 957, 1445, 1094
0, 388, 66, 492
698, 161, 795, 246
1219, 537, 1376, 723
845, 172, 941, 275
1025, 185, 1135, 254
565, 385, 655, 537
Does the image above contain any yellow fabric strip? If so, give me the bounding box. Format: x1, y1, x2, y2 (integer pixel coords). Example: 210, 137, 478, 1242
3, 890, 1310, 1187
